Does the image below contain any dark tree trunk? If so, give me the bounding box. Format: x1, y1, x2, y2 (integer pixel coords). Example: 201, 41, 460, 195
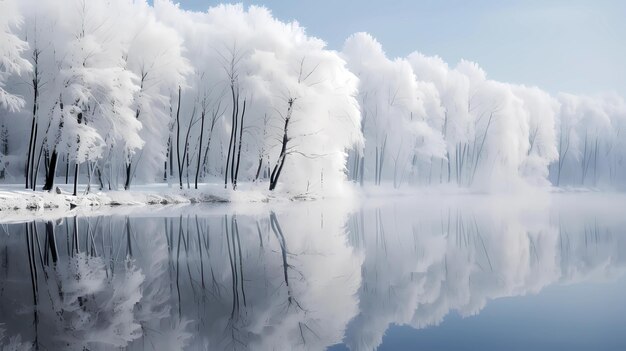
97, 167, 104, 190
230, 92, 239, 187
168, 135, 174, 178
124, 162, 132, 190
73, 163, 79, 196
175, 87, 183, 189
164, 135, 170, 181
225, 84, 237, 189
233, 100, 246, 190
26, 109, 36, 188
33, 141, 46, 191
269, 99, 293, 191
26, 50, 40, 190
195, 110, 206, 189
30, 121, 38, 189
65, 155, 70, 184
254, 158, 263, 181
42, 150, 58, 191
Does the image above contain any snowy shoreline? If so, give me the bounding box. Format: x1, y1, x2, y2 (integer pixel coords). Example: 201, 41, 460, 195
0, 181, 619, 213
0, 183, 273, 212
0, 182, 625, 225
0, 182, 348, 223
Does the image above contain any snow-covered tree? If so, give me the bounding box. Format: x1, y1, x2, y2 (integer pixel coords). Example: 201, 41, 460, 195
343, 33, 445, 188
154, 2, 362, 195
0, 0, 31, 111
119, 0, 191, 189
0, 0, 623, 193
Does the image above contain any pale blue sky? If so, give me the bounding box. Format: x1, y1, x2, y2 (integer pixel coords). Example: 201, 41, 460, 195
163, 0, 626, 96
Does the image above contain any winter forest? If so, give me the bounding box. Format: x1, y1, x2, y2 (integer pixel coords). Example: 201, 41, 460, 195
1, 0, 625, 199
2, 1, 626, 350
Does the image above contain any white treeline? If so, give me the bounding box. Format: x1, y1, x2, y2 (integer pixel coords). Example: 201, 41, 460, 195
0, 0, 361, 196
0, 0, 625, 195
343, 33, 626, 190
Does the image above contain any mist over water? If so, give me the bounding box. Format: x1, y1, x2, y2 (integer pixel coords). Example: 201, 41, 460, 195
1, 193, 625, 350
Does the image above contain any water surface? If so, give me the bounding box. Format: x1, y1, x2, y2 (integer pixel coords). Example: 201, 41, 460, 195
1, 194, 625, 350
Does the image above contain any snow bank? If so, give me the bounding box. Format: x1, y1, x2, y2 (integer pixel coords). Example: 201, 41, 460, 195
0, 180, 359, 221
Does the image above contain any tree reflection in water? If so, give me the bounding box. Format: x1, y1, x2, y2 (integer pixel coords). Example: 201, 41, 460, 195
0, 195, 625, 350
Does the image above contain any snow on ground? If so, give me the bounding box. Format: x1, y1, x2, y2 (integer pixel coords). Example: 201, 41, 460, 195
0, 181, 359, 223
0, 183, 272, 213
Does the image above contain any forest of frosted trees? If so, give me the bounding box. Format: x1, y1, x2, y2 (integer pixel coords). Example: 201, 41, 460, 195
2, 0, 626, 196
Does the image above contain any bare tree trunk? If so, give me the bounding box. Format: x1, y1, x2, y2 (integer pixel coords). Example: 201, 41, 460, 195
65, 154, 70, 185
230, 93, 239, 187
26, 105, 37, 187
30, 120, 38, 189
124, 162, 132, 190
269, 99, 294, 191
254, 158, 263, 181
43, 150, 58, 191
73, 163, 79, 196
185, 139, 190, 189
97, 167, 104, 190
164, 136, 170, 182
26, 49, 41, 190
175, 87, 183, 189
33, 140, 46, 191
225, 84, 237, 189
194, 109, 206, 189
233, 100, 246, 190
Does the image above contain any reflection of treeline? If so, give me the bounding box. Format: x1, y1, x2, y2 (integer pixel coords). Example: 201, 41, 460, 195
163, 213, 307, 349
1, 212, 316, 350
14, 217, 149, 350
343, 206, 626, 350
4, 204, 622, 350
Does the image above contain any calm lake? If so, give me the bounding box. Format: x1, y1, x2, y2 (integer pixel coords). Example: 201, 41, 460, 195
1, 193, 626, 350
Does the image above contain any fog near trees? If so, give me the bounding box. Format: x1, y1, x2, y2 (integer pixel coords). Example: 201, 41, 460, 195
1, 0, 625, 195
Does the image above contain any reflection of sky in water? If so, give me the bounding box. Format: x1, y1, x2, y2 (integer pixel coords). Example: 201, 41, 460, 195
1, 193, 626, 350
333, 277, 626, 350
